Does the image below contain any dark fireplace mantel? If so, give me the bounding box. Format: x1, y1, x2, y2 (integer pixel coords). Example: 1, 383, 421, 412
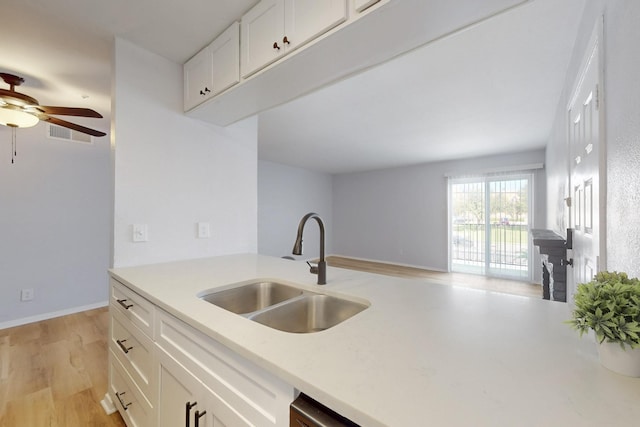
531, 229, 571, 302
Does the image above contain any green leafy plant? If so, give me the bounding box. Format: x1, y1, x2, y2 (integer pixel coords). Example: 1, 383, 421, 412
567, 271, 640, 349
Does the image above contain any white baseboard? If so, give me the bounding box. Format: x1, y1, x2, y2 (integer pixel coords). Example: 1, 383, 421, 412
101, 392, 117, 415
0, 300, 109, 330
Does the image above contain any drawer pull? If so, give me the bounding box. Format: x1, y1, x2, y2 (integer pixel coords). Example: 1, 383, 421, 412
195, 410, 207, 427
116, 391, 132, 411
186, 401, 197, 427
116, 339, 133, 354
273, 41, 281, 50
117, 299, 133, 310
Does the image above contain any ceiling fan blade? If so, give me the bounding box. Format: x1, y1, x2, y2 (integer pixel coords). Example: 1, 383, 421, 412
40, 115, 106, 137
38, 106, 103, 118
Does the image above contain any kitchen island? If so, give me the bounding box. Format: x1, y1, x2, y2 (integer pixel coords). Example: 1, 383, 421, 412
109, 254, 640, 426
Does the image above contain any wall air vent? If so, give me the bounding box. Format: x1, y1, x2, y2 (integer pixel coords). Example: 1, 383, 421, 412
47, 123, 93, 144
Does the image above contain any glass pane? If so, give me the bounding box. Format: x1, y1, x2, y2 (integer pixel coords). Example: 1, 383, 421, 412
451, 181, 486, 275
488, 178, 529, 280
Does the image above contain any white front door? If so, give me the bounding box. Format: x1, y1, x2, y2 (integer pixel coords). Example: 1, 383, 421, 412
567, 20, 605, 302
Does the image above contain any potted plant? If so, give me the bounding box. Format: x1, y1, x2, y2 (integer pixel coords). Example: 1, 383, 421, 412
567, 271, 640, 376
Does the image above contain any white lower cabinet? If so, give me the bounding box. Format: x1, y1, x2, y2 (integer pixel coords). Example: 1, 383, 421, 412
110, 306, 156, 403
158, 350, 249, 427
105, 278, 295, 427
109, 354, 155, 427
155, 309, 294, 427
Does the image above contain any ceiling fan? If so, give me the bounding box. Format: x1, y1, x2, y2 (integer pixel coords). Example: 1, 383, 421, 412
0, 72, 106, 137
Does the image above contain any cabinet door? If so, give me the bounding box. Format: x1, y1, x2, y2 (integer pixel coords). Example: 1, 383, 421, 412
210, 22, 240, 96
284, 0, 347, 51
241, 0, 285, 77
158, 355, 201, 427
354, 0, 380, 12
184, 47, 213, 111
158, 353, 250, 427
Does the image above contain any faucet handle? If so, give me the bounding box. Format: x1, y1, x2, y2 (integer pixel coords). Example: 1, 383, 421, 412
306, 261, 319, 275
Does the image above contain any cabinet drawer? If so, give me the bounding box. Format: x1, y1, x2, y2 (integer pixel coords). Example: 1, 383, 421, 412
111, 307, 156, 404
109, 352, 154, 427
156, 310, 294, 427
111, 278, 155, 337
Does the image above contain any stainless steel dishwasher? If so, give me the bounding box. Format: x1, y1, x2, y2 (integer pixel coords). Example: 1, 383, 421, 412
290, 394, 360, 427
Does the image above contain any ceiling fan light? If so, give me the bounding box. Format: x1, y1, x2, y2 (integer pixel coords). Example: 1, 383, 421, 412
0, 108, 39, 128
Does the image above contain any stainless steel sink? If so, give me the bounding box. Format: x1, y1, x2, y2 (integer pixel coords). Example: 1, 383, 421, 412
250, 294, 368, 333
199, 280, 369, 333
199, 281, 303, 314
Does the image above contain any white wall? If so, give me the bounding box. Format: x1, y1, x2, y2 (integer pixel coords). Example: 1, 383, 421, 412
546, 0, 640, 277
605, 2, 640, 275
112, 38, 258, 268
333, 150, 546, 274
0, 120, 111, 327
258, 160, 332, 259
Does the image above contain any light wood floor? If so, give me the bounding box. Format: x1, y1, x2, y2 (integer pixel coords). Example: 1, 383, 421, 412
326, 256, 542, 298
0, 307, 125, 427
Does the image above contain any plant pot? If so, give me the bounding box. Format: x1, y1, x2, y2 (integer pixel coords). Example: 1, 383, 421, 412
598, 341, 640, 377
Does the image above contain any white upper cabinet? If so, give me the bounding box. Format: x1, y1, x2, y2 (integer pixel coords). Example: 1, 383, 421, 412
284, 0, 348, 52
241, 0, 347, 78
184, 22, 240, 111
210, 22, 240, 96
241, 0, 285, 78
184, 47, 212, 111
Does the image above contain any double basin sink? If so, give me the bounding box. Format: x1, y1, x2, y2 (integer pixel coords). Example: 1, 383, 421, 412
198, 280, 369, 333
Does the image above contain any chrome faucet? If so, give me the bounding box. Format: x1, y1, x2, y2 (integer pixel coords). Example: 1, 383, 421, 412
292, 212, 327, 285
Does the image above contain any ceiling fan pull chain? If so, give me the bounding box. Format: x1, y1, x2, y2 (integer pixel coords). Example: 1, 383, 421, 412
10, 124, 17, 164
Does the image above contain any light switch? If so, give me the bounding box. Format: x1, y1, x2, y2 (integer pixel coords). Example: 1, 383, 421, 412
197, 222, 211, 239
133, 224, 148, 242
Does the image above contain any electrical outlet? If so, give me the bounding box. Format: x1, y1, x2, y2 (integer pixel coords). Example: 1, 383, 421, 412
21, 288, 34, 301
197, 222, 211, 239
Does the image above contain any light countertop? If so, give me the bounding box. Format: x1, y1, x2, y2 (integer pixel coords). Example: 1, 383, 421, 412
110, 254, 640, 426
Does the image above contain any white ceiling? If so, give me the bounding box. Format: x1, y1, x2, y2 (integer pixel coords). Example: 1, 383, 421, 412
259, 0, 585, 173
0, 0, 584, 174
